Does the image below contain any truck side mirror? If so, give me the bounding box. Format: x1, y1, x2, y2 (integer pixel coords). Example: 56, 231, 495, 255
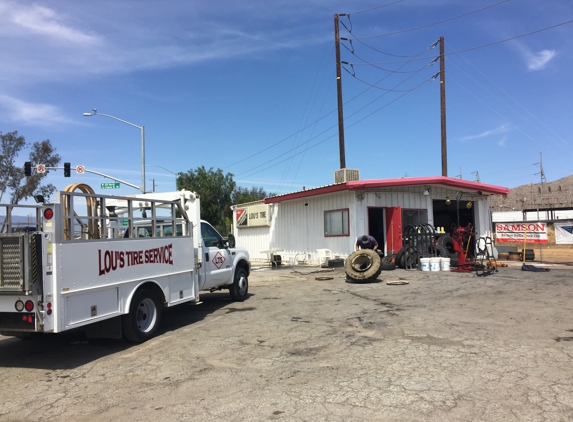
227, 234, 236, 248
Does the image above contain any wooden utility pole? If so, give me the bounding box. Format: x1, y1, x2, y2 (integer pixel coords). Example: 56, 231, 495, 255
439, 36, 447, 177
334, 14, 346, 169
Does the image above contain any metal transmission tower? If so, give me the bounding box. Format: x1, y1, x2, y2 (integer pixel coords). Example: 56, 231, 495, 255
534, 152, 547, 185
471, 171, 480, 183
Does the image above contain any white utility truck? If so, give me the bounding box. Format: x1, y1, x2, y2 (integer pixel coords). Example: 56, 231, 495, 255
0, 184, 250, 342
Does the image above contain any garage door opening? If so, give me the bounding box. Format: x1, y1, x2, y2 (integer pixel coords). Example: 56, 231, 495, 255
367, 207, 385, 253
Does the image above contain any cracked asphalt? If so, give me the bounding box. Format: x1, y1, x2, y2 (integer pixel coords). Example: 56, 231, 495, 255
1, 263, 572, 421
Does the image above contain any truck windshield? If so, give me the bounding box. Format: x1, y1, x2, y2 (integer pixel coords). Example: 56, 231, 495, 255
201, 222, 222, 247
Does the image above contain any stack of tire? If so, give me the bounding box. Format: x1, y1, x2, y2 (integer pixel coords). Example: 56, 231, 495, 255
394, 246, 418, 269
344, 249, 395, 283
435, 234, 458, 267
521, 249, 535, 261
393, 235, 458, 269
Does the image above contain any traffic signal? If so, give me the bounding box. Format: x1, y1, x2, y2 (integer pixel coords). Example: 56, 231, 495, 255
64, 162, 71, 177
24, 162, 32, 177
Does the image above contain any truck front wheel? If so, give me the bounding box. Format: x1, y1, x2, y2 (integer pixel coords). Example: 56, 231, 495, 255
229, 268, 249, 301
122, 289, 162, 343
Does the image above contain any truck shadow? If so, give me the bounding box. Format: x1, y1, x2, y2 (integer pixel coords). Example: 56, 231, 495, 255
0, 291, 250, 370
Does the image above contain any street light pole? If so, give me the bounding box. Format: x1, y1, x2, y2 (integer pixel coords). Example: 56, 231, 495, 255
83, 109, 146, 193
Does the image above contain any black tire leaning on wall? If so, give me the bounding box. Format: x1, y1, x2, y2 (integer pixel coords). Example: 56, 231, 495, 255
399, 246, 418, 269
381, 256, 396, 271
345, 249, 383, 282
438, 235, 455, 254
395, 247, 406, 268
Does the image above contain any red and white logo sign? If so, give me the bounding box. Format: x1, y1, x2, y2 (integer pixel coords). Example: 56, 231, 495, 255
36, 164, 46, 173
236, 208, 247, 227
212, 251, 226, 269
76, 165, 85, 174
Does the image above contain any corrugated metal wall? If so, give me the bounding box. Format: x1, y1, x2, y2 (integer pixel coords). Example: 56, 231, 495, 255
234, 187, 493, 264
269, 191, 356, 264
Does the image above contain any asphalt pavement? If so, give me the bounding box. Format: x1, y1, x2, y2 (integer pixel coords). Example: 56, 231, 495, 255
0, 263, 572, 421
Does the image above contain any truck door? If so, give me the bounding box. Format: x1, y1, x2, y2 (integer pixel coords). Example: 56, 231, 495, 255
200, 222, 232, 289
385, 206, 402, 254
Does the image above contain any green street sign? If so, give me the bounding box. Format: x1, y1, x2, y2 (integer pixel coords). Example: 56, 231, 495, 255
101, 182, 120, 189
122, 219, 129, 226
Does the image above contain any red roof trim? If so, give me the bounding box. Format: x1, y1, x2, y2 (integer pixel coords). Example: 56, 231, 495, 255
264, 176, 509, 203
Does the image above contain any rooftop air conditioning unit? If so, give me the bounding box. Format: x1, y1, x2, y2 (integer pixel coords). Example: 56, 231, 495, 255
334, 168, 360, 184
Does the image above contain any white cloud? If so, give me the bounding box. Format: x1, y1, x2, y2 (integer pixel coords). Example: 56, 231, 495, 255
459, 125, 510, 142
527, 49, 557, 71
0, 1, 101, 45
513, 41, 557, 71
498, 136, 507, 147
0, 0, 325, 85
0, 95, 75, 127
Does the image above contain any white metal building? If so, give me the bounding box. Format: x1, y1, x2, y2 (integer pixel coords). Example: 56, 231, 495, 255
232, 175, 509, 264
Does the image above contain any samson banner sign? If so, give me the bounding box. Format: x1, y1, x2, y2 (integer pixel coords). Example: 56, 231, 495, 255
495, 223, 548, 244
236, 203, 270, 228
555, 222, 573, 245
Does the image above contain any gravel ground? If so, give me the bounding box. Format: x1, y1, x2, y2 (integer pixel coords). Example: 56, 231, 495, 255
0, 263, 572, 421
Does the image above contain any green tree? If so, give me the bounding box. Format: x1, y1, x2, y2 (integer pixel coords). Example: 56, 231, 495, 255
176, 166, 236, 234
0, 131, 61, 204
232, 186, 274, 204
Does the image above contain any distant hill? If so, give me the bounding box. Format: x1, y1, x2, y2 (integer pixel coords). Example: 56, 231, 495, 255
490, 175, 573, 211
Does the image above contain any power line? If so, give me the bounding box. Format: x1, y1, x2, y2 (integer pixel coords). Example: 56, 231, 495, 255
339, 14, 439, 58
225, 40, 435, 173
237, 78, 430, 179
351, 36, 435, 58
445, 44, 572, 154
236, 53, 435, 178
351, 0, 510, 40
346, 69, 437, 92
445, 19, 573, 55
446, 40, 571, 150
342, 49, 439, 73
225, 44, 430, 170
446, 74, 552, 153
345, 0, 405, 16
224, 106, 337, 169
278, 41, 334, 192
353, 18, 573, 65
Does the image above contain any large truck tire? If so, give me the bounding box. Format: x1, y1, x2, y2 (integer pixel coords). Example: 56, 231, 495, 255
345, 249, 383, 282
122, 289, 162, 343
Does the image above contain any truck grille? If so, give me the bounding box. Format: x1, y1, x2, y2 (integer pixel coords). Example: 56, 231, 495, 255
0, 236, 24, 291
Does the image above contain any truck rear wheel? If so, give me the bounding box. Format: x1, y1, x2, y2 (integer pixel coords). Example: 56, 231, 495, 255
122, 289, 161, 343
229, 268, 249, 301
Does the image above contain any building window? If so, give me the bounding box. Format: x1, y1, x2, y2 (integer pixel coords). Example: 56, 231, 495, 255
402, 209, 428, 227
324, 209, 349, 236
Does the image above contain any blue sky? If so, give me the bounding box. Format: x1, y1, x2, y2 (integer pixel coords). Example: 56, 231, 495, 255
1, 0, 572, 199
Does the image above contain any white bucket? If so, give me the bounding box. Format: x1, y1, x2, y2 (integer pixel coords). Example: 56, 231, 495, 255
430, 257, 441, 272
420, 257, 430, 271
440, 257, 451, 272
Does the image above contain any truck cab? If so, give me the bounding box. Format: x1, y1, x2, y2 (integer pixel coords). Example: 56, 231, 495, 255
123, 207, 251, 301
